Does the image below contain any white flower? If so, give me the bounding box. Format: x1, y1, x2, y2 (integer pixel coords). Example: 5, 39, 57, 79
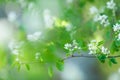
94, 14, 100, 22
12, 49, 19, 55
64, 43, 72, 50
15, 57, 19, 62
117, 33, 120, 40
8, 40, 24, 55
101, 46, 110, 54
103, 20, 110, 27
89, 6, 98, 14
8, 40, 23, 50
113, 23, 120, 32
35, 52, 40, 60
27, 32, 42, 41
88, 40, 98, 54
34, 32, 41, 38
94, 14, 110, 27
64, 40, 81, 52
7, 11, 17, 22
98, 15, 108, 24
91, 40, 97, 43
43, 9, 54, 28
66, 23, 72, 31
107, 0, 116, 10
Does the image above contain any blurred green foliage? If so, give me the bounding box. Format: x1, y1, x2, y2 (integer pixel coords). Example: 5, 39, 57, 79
0, 0, 120, 80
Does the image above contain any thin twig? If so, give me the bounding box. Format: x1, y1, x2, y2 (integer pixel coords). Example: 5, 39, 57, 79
20, 61, 43, 64
18, 55, 120, 64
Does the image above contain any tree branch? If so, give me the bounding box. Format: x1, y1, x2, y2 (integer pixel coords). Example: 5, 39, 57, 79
62, 54, 120, 61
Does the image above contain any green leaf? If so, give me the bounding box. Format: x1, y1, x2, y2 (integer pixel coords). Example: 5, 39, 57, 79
109, 58, 117, 64
25, 64, 30, 71
48, 66, 53, 77
110, 41, 119, 53
17, 63, 21, 71
108, 60, 112, 67
11, 62, 18, 68
98, 41, 104, 46
66, 53, 71, 57
40, 57, 44, 62
56, 60, 64, 71
97, 54, 106, 63
115, 40, 120, 47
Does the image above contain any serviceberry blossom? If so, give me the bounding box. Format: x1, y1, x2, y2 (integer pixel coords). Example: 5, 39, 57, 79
94, 14, 110, 27
15, 57, 19, 62
27, 31, 41, 41
88, 40, 110, 55
64, 40, 81, 52
8, 40, 24, 55
65, 23, 72, 32
43, 9, 54, 28
101, 46, 110, 55
7, 11, 17, 22
88, 40, 98, 55
98, 15, 109, 26
35, 52, 40, 60
117, 33, 120, 40
112, 23, 120, 40
94, 14, 100, 22
89, 6, 98, 14
107, 0, 116, 10
113, 23, 120, 32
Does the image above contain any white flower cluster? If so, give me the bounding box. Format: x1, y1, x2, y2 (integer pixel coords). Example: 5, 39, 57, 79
117, 33, 120, 40
107, 0, 116, 10
113, 23, 120, 40
65, 23, 73, 32
43, 9, 54, 28
27, 31, 41, 41
89, 6, 98, 15
64, 40, 81, 52
94, 14, 110, 27
90, 0, 116, 27
88, 40, 98, 54
113, 23, 120, 32
101, 46, 110, 55
8, 40, 24, 55
88, 40, 110, 55
35, 52, 40, 60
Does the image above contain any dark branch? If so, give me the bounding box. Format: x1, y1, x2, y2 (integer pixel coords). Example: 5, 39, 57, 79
62, 54, 120, 61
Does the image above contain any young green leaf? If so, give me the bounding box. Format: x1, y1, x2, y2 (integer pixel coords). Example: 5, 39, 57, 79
108, 59, 112, 67
56, 60, 64, 71
110, 41, 119, 53
25, 64, 30, 71
17, 63, 21, 71
97, 54, 106, 63
98, 41, 104, 46
48, 66, 53, 77
115, 40, 120, 47
40, 57, 44, 62
109, 58, 117, 64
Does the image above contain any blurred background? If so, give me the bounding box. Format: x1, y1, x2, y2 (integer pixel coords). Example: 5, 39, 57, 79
0, 0, 120, 80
